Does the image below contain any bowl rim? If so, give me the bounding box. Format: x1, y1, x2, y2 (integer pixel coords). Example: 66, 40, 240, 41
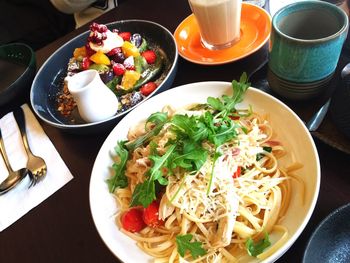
30, 19, 178, 130
273, 0, 349, 44
302, 202, 350, 262
88, 81, 321, 263
0, 42, 36, 89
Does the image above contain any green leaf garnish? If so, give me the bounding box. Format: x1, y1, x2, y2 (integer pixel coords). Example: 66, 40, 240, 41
171, 144, 208, 171
170, 114, 209, 142
246, 232, 271, 257
227, 72, 250, 111
107, 141, 129, 193
207, 96, 225, 111
207, 72, 250, 119
109, 73, 252, 206
176, 234, 207, 259
130, 144, 176, 207
256, 146, 273, 161
147, 144, 176, 184
211, 118, 238, 146
204, 73, 250, 193
145, 112, 168, 128
206, 148, 221, 195
125, 112, 168, 151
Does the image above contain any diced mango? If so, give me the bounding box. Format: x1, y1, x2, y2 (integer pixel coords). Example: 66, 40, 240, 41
122, 41, 140, 58
90, 51, 111, 65
121, 70, 141, 90
73, 46, 87, 59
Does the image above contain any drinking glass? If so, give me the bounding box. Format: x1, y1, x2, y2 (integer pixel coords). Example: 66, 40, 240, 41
243, 0, 265, 7
188, 0, 242, 50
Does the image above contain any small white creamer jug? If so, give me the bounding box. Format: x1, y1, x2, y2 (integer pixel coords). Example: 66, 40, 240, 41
66, 69, 119, 123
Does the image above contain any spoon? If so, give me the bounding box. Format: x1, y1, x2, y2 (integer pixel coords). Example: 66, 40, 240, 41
0, 128, 29, 195
306, 62, 350, 132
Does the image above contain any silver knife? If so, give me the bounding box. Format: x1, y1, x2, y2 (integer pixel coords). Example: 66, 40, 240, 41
306, 98, 331, 132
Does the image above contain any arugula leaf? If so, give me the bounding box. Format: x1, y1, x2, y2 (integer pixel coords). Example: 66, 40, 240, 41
188, 103, 211, 112
130, 145, 176, 207
256, 146, 273, 161
206, 148, 221, 195
171, 143, 208, 171
201, 111, 215, 133
125, 112, 168, 151
130, 178, 155, 207
164, 140, 208, 202
125, 123, 162, 151
200, 111, 238, 147
149, 141, 158, 155
107, 141, 129, 193
182, 140, 208, 170
207, 72, 250, 118
263, 146, 273, 152
170, 114, 194, 135
126, 74, 251, 203
228, 72, 250, 111
211, 119, 238, 147
145, 112, 168, 129
246, 232, 271, 257
176, 234, 207, 259
206, 97, 224, 111
202, 74, 250, 194
170, 114, 209, 142
147, 144, 176, 185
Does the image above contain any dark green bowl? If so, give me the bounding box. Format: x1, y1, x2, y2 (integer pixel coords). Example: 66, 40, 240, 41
0, 43, 36, 106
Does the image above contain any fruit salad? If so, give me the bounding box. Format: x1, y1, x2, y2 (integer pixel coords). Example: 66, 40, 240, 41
57, 22, 165, 120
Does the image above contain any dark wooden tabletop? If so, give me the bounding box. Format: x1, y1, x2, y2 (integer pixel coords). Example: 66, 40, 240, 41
1, 0, 350, 262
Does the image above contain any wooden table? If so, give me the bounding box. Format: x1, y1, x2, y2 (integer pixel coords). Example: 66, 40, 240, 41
1, 0, 350, 262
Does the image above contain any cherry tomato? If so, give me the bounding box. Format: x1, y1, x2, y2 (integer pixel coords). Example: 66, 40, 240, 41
232, 166, 241, 178
121, 208, 146, 233
143, 200, 163, 228
140, 82, 157, 96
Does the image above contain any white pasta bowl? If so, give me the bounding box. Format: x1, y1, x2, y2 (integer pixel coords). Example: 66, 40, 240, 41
89, 81, 320, 262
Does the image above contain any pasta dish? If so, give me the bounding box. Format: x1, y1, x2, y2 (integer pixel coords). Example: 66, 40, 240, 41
107, 74, 302, 262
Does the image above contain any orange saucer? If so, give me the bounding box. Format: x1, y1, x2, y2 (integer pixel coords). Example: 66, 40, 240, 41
174, 3, 271, 65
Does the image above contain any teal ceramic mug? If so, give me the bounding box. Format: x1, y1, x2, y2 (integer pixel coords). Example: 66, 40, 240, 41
268, 0, 349, 83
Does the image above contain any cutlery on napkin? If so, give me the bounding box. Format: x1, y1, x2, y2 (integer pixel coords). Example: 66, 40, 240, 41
0, 104, 73, 232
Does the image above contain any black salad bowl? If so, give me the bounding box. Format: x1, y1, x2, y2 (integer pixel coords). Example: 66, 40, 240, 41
303, 203, 350, 263
0, 43, 36, 107
30, 19, 178, 134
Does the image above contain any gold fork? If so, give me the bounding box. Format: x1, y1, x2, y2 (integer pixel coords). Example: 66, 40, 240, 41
14, 107, 47, 187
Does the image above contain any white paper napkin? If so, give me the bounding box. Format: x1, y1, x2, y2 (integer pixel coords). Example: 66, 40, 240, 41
0, 104, 73, 232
